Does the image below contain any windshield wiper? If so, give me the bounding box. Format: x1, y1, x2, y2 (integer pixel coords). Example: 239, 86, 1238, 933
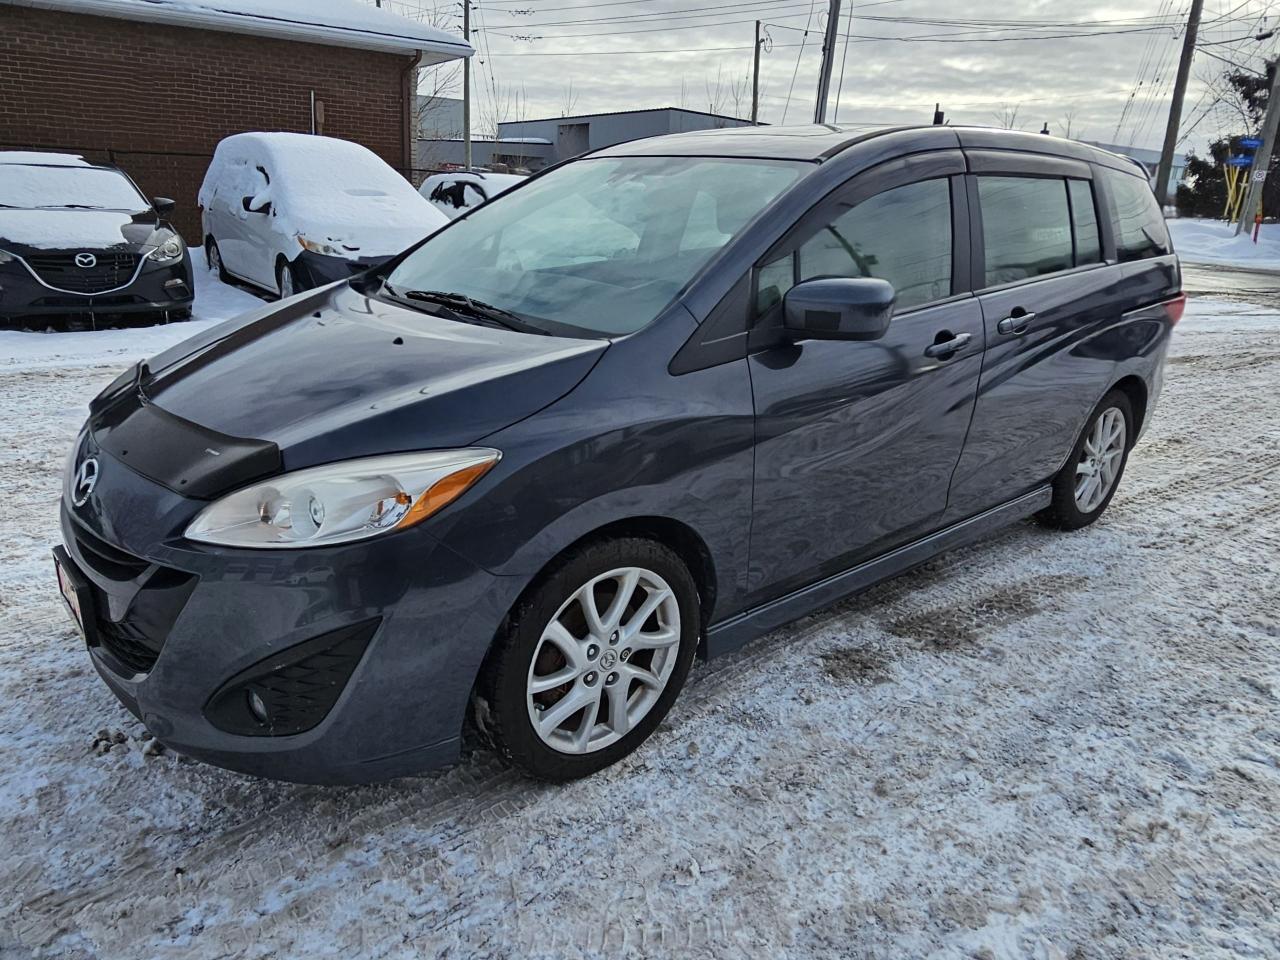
390, 287, 547, 335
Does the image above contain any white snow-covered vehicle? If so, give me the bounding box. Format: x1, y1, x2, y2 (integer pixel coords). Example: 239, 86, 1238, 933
199, 133, 448, 297
420, 171, 527, 219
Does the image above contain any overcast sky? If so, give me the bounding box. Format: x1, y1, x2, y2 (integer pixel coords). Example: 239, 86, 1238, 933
386, 0, 1278, 155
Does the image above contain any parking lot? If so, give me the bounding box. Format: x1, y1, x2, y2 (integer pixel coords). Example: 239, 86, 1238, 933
0, 282, 1277, 958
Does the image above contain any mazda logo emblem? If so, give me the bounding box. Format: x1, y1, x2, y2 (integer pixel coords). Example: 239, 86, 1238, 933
72, 457, 100, 507
74, 252, 97, 269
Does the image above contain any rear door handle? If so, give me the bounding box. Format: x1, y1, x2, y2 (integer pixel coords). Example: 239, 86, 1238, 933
997, 312, 1035, 336
923, 332, 972, 359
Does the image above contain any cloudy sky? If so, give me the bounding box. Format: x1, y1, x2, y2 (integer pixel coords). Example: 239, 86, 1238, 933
384, 0, 1278, 155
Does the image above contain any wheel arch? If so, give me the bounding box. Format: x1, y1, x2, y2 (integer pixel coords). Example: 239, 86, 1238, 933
1110, 374, 1148, 444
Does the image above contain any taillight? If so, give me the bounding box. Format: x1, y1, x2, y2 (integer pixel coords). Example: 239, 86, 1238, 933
1164, 292, 1187, 326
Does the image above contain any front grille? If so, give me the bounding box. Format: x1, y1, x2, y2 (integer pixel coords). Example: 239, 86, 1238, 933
98, 617, 163, 674
26, 252, 140, 293
71, 522, 150, 582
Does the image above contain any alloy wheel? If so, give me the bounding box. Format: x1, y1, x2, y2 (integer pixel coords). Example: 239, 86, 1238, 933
526, 566, 681, 754
278, 266, 295, 299
1074, 406, 1126, 512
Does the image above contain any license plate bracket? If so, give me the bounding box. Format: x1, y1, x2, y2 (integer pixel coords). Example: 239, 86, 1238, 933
53, 546, 98, 646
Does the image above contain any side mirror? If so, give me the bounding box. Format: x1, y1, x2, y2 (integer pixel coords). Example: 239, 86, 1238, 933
151, 197, 176, 215
242, 195, 271, 215
783, 277, 895, 342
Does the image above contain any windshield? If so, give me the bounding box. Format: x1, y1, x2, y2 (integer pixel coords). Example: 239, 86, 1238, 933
383, 156, 808, 336
0, 165, 148, 211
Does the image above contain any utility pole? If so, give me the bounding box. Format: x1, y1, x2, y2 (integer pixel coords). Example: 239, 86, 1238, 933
751, 20, 762, 125
1235, 61, 1280, 235
463, 0, 472, 171
1154, 0, 1203, 209
813, 0, 842, 124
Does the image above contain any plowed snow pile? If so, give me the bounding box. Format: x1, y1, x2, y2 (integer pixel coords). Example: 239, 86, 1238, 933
1, 297, 1277, 959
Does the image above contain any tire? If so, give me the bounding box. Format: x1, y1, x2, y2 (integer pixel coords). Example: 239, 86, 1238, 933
476, 538, 700, 782
276, 258, 301, 299
205, 237, 230, 283
1038, 389, 1134, 531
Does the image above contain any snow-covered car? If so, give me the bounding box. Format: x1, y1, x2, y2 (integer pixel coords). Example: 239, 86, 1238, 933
199, 133, 448, 297
0, 152, 193, 330
420, 171, 527, 218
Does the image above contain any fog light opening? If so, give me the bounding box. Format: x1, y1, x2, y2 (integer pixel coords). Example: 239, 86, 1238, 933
247, 689, 269, 725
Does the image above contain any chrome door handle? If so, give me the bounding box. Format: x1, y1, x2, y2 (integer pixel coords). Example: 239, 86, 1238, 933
997, 312, 1035, 336
923, 332, 972, 359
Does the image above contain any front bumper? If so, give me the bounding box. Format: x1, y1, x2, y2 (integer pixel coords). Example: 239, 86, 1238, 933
294, 250, 389, 289
57, 442, 523, 784
0, 253, 194, 328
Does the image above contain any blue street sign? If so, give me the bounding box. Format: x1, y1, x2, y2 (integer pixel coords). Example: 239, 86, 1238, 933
1226, 156, 1253, 166
1240, 137, 1263, 149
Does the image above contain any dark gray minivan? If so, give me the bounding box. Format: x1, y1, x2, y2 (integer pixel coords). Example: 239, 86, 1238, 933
55, 125, 1182, 783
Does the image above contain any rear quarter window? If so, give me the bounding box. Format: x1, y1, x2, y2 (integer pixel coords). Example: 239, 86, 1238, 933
1103, 167, 1170, 262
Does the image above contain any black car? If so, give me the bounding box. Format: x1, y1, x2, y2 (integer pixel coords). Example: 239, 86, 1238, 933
55, 125, 1182, 785
0, 152, 193, 329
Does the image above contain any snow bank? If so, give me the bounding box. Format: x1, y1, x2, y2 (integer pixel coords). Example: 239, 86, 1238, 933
1168, 218, 1280, 270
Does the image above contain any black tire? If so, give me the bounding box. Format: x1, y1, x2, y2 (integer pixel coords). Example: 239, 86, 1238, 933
205, 236, 230, 283
1038, 389, 1134, 531
476, 538, 700, 782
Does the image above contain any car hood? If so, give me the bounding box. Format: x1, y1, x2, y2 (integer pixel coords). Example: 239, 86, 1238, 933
139, 281, 607, 472
0, 208, 159, 255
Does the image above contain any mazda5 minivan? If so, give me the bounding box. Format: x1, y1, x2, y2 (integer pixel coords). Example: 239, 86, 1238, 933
56, 126, 1181, 784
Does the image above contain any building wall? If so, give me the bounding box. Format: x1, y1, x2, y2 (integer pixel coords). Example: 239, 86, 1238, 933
0, 6, 415, 240
417, 139, 552, 172
498, 109, 752, 164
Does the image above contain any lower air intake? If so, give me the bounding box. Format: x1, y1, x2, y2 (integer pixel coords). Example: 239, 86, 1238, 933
204, 619, 380, 737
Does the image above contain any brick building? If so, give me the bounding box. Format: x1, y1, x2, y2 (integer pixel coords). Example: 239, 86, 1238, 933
0, 0, 470, 240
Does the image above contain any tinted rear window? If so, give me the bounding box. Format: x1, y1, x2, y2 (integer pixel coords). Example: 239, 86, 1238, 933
1103, 167, 1170, 262
978, 176, 1074, 285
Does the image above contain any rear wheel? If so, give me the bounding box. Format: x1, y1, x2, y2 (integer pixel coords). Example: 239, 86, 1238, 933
1039, 389, 1134, 530
477, 538, 699, 781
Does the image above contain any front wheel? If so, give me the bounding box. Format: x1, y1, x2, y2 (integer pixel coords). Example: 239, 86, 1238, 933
276, 258, 300, 299
1038, 389, 1134, 530
477, 538, 700, 781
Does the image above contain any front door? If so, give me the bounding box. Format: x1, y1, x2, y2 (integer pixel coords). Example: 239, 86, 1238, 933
746, 153, 983, 605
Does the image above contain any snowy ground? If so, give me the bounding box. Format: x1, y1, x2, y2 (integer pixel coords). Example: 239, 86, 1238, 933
1169, 217, 1280, 271
1, 294, 1279, 959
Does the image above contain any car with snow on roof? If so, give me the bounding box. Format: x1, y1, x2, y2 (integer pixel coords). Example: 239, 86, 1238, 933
0, 152, 193, 330
199, 133, 449, 298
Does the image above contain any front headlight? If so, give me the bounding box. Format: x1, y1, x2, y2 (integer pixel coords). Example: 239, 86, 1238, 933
297, 235, 336, 255
184, 449, 500, 549
146, 230, 185, 263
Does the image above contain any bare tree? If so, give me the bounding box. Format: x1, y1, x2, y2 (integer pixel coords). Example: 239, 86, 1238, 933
991, 102, 1022, 130
560, 81, 580, 117
1058, 106, 1081, 140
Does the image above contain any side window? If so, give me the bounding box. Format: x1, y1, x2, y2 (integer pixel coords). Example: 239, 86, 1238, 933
1103, 167, 1171, 262
1068, 179, 1101, 265
758, 178, 952, 314
978, 176, 1073, 286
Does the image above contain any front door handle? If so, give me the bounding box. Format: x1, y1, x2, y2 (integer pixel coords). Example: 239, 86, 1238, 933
997, 311, 1036, 336
924, 331, 972, 359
